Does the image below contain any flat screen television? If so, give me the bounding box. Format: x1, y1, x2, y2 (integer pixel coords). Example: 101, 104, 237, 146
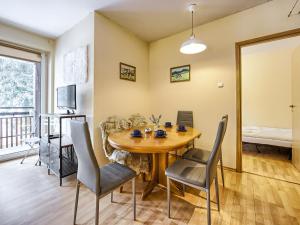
57, 85, 76, 110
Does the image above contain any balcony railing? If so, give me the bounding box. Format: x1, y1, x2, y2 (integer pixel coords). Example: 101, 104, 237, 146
0, 107, 36, 149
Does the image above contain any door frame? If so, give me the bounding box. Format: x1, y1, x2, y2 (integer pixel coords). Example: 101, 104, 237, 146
236, 28, 300, 172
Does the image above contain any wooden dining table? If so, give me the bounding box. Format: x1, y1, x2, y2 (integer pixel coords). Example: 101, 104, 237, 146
108, 126, 201, 200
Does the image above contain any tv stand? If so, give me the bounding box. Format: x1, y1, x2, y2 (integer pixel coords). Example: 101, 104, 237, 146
38, 113, 86, 186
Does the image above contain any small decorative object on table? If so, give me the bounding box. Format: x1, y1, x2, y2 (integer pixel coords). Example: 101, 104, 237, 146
165, 122, 172, 128
144, 127, 152, 134
155, 129, 167, 138
177, 124, 187, 132
149, 114, 162, 130
131, 129, 143, 137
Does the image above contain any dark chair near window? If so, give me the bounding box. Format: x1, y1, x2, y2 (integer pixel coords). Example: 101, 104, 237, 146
70, 121, 137, 225
165, 117, 227, 225
182, 115, 228, 187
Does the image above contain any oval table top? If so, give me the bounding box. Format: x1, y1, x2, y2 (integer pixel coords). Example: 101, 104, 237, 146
108, 126, 201, 154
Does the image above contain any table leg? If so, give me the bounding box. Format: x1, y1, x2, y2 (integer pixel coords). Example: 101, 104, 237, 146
141, 153, 158, 200
141, 153, 184, 200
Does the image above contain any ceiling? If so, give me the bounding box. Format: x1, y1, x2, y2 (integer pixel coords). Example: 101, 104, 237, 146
0, 0, 271, 42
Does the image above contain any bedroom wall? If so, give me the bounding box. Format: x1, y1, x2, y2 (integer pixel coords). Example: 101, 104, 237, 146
54, 13, 94, 134
242, 47, 293, 129
149, 0, 300, 169
93, 12, 150, 164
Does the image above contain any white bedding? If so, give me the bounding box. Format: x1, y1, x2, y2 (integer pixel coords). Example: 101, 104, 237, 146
242, 126, 292, 148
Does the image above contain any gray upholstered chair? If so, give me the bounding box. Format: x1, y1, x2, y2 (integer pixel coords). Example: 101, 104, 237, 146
165, 117, 227, 225
172, 111, 194, 158
182, 115, 228, 186
177, 111, 194, 128
70, 121, 137, 225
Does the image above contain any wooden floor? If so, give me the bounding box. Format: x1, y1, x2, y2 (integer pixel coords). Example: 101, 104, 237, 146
243, 144, 300, 184
1, 156, 300, 225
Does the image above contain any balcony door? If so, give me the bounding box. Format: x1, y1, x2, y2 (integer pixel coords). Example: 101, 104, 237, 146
0, 43, 42, 149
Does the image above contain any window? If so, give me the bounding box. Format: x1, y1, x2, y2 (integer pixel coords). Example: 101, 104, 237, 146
0, 55, 36, 108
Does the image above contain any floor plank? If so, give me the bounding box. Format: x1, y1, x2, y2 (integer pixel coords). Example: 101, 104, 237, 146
242, 144, 300, 184
0, 156, 300, 225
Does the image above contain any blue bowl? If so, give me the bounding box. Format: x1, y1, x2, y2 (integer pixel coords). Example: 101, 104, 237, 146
177, 127, 187, 132
155, 130, 167, 138
131, 133, 142, 138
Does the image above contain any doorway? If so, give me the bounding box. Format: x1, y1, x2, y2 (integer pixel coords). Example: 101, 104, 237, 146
236, 29, 300, 182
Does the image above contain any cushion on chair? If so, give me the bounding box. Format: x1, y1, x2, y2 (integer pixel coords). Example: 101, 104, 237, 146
100, 162, 136, 195
182, 148, 211, 164
165, 159, 206, 187
108, 149, 131, 164
108, 150, 150, 174
99, 115, 151, 176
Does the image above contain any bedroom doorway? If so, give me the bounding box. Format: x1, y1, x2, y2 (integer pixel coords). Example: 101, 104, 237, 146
236, 29, 300, 184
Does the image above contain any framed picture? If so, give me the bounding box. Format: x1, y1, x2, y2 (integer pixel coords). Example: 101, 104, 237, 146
170, 65, 190, 83
120, 62, 136, 82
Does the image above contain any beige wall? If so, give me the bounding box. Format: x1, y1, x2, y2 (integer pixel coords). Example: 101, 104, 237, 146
149, 0, 300, 169
292, 46, 300, 171
93, 13, 150, 164
242, 48, 293, 129
0, 22, 55, 113
54, 13, 94, 132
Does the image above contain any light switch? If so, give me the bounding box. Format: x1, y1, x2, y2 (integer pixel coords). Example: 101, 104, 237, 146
217, 82, 224, 88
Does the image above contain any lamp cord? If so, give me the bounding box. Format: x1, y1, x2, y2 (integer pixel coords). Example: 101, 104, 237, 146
191, 10, 194, 36
288, 0, 299, 17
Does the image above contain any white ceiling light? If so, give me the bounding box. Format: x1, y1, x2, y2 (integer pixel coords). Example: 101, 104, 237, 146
180, 3, 207, 54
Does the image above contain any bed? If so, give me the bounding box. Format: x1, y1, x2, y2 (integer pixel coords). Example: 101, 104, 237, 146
242, 126, 292, 148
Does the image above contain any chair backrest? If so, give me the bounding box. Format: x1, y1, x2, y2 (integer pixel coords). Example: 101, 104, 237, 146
177, 111, 193, 128
70, 120, 100, 194
128, 114, 148, 127
222, 115, 228, 138
205, 116, 228, 187
99, 116, 131, 158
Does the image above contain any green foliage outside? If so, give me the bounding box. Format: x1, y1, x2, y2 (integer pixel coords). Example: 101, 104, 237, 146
0, 56, 35, 108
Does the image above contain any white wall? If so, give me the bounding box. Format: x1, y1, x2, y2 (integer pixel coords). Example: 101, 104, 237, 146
149, 0, 300, 169
93, 13, 150, 164
242, 47, 293, 129
54, 13, 94, 133
0, 22, 55, 112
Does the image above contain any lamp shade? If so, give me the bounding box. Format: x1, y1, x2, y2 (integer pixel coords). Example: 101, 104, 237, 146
180, 35, 207, 54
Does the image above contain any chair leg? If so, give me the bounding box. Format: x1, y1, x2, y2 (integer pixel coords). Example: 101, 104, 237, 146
20, 148, 31, 164
207, 189, 211, 225
111, 192, 113, 203
215, 176, 220, 211
220, 154, 225, 187
167, 177, 171, 218
95, 195, 99, 225
120, 186, 123, 193
73, 181, 80, 225
132, 178, 136, 221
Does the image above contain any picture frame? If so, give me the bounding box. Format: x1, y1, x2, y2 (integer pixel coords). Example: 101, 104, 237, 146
120, 62, 136, 82
170, 65, 190, 83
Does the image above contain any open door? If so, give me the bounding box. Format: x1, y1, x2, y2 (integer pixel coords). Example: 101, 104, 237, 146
292, 45, 300, 171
